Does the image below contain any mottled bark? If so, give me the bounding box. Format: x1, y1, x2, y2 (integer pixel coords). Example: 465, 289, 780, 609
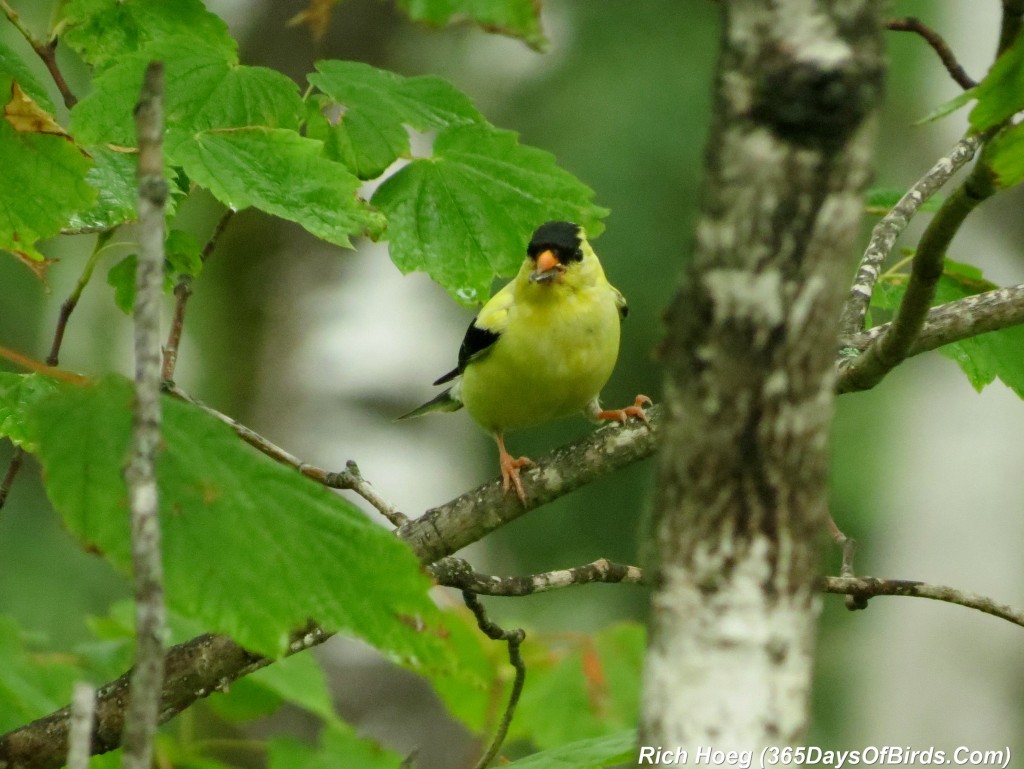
643, 0, 884, 751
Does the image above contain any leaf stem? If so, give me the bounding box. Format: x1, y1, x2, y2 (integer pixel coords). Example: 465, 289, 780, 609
47, 230, 113, 366
162, 209, 234, 383
0, 0, 78, 108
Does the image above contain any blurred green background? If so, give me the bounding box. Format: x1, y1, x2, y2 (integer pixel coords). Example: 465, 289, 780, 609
2, 0, 1024, 763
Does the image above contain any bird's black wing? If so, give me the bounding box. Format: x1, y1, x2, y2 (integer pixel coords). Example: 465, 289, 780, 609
433, 320, 500, 385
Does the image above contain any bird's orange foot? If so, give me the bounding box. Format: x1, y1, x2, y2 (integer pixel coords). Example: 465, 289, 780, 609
499, 452, 534, 503
495, 433, 534, 503
595, 394, 653, 426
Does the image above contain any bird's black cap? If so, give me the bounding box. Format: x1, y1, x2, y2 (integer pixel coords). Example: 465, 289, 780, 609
527, 221, 583, 263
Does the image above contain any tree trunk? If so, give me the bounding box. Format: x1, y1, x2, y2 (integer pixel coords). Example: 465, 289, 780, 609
642, 0, 885, 751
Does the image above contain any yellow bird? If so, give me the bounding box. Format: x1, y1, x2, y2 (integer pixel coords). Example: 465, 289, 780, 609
400, 221, 650, 502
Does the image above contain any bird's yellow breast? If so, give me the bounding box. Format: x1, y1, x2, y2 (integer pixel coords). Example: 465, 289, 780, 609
460, 280, 622, 433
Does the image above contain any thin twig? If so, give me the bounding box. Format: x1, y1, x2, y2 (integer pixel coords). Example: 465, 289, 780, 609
121, 61, 168, 769
431, 557, 645, 596
998, 0, 1024, 57
65, 683, 95, 769
822, 576, 1024, 627
161, 209, 234, 383
0, 0, 78, 108
838, 134, 981, 337
47, 231, 112, 366
885, 17, 977, 90
164, 386, 409, 525
0, 447, 24, 513
462, 591, 526, 769
838, 152, 997, 392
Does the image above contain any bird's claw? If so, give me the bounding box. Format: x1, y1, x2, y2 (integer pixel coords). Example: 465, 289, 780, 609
596, 394, 653, 426
500, 453, 534, 503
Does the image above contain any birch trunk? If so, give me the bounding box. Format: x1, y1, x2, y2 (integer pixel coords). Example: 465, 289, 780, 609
642, 0, 885, 752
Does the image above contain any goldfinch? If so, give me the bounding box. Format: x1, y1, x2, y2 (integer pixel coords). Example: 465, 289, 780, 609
400, 221, 650, 502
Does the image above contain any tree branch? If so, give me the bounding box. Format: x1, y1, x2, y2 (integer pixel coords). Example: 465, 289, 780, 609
885, 17, 977, 90
822, 576, 1024, 627
840, 282, 1024, 385
838, 135, 981, 337
430, 557, 645, 596
121, 61, 168, 769
65, 683, 95, 769
462, 591, 525, 769
837, 153, 997, 392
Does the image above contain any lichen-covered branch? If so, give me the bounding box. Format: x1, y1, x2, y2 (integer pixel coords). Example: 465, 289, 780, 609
838, 158, 998, 392
121, 61, 168, 769
430, 557, 645, 595
840, 282, 1024, 388
822, 576, 1024, 627
838, 135, 981, 337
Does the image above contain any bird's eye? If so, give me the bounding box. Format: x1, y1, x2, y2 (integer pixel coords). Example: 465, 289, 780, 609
574, 248, 583, 261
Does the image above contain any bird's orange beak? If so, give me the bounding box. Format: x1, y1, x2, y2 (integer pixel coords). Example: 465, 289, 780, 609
529, 249, 564, 284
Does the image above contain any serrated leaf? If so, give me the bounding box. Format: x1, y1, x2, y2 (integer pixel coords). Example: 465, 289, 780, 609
0, 616, 81, 732
0, 372, 59, 451
70, 41, 303, 150
986, 120, 1024, 189
1, 76, 95, 269
309, 60, 484, 180
65, 145, 139, 232
502, 730, 637, 769
373, 123, 608, 306
310, 60, 484, 133
60, 0, 236, 71
0, 40, 54, 111
970, 34, 1024, 130
28, 377, 449, 663
172, 127, 382, 247
269, 724, 403, 769
513, 623, 643, 749
396, 0, 546, 51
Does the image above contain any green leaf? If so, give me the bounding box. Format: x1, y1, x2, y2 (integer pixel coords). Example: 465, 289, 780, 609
246, 653, 339, 724
310, 60, 484, 132
0, 616, 81, 732
513, 623, 644, 749
172, 127, 383, 247
970, 34, 1024, 130
373, 124, 609, 305
70, 41, 303, 149
0, 372, 59, 451
60, 0, 236, 71
65, 145, 139, 233
106, 254, 137, 314
874, 259, 1024, 396
307, 101, 409, 181
166, 229, 203, 278
28, 377, 450, 663
0, 39, 54, 111
308, 61, 484, 180
269, 724, 403, 769
986, 120, 1024, 189
396, 0, 546, 51
864, 187, 944, 215
914, 87, 975, 125
502, 730, 637, 769
0, 76, 95, 269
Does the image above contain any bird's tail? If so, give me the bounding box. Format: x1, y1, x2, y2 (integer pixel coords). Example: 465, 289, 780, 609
395, 388, 463, 420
